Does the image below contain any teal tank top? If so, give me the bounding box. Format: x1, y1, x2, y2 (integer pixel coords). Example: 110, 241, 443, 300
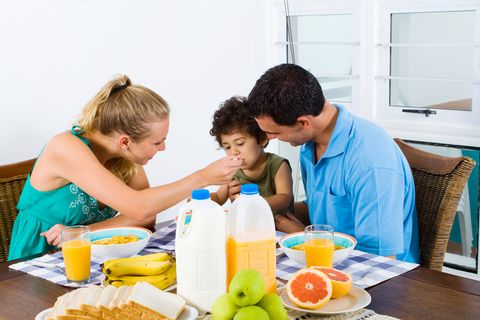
8, 127, 117, 261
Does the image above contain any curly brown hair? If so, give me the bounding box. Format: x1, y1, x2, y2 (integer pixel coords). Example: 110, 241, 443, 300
210, 96, 268, 148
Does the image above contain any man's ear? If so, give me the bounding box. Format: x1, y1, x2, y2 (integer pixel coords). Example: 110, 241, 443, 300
296, 115, 312, 129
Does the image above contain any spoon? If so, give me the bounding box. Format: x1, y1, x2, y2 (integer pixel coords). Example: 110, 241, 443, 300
26, 260, 65, 273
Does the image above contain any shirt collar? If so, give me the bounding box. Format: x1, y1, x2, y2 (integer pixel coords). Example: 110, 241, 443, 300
322, 104, 352, 158
302, 104, 353, 162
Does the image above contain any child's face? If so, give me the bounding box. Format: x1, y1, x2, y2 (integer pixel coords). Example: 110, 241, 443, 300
220, 132, 265, 170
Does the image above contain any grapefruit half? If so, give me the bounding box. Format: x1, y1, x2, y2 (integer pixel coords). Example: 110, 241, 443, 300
314, 267, 353, 298
286, 268, 332, 309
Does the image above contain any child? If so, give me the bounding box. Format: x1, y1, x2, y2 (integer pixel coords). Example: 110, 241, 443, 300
209, 96, 294, 216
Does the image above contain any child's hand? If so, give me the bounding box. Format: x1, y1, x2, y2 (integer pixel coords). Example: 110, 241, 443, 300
228, 179, 241, 202
40, 224, 65, 247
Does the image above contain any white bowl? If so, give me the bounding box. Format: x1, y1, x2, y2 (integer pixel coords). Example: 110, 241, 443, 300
90, 227, 152, 261
279, 231, 356, 266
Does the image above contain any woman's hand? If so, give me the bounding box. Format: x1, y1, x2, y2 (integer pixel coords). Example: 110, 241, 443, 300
201, 156, 242, 186
40, 224, 65, 247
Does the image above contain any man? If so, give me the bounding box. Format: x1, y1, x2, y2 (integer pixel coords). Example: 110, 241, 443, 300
247, 64, 420, 262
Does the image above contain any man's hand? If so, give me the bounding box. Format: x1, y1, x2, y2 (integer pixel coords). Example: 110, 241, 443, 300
40, 224, 65, 247
275, 212, 306, 233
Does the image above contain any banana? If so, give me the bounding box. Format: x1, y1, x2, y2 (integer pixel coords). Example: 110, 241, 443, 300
105, 264, 176, 290
107, 270, 170, 285
106, 259, 173, 277
151, 264, 176, 290
102, 252, 172, 273
109, 280, 124, 288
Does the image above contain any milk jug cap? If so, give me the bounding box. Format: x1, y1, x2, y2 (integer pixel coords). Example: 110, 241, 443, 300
240, 183, 259, 195
191, 189, 210, 200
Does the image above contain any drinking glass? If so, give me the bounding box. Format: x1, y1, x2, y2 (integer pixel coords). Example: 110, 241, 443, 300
61, 225, 91, 283
304, 224, 334, 267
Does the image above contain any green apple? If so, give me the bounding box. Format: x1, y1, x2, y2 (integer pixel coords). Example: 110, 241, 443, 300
212, 293, 239, 320
256, 293, 287, 320
233, 306, 269, 320
229, 269, 265, 307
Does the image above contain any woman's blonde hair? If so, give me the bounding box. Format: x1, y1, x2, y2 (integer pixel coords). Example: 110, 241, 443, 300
77, 75, 169, 183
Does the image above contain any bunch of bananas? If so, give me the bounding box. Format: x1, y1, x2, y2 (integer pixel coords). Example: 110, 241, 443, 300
101, 252, 176, 290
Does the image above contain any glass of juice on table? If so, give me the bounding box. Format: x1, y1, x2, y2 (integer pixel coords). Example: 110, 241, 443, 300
304, 224, 334, 267
61, 226, 91, 283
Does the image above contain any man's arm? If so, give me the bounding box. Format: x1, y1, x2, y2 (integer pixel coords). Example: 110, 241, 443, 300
294, 201, 310, 226
274, 201, 310, 233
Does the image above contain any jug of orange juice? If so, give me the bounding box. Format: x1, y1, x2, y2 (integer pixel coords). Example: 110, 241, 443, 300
227, 184, 276, 293
175, 189, 227, 312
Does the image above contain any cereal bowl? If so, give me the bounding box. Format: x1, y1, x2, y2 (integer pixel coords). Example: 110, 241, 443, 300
279, 232, 356, 266
90, 227, 152, 261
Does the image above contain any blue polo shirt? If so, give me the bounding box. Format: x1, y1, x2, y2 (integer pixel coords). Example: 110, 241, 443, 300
300, 104, 420, 263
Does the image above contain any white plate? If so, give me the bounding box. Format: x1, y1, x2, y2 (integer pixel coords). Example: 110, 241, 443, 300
35, 304, 198, 320
280, 286, 371, 315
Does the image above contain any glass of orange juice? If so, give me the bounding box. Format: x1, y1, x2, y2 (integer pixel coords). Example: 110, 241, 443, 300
304, 224, 334, 268
61, 226, 91, 284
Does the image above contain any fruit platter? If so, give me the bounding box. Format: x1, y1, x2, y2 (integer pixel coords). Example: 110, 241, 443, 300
281, 267, 371, 315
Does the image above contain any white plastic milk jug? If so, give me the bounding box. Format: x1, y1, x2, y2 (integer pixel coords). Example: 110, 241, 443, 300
175, 189, 227, 312
227, 183, 277, 293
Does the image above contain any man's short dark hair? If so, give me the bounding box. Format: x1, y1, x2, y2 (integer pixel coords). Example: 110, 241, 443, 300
210, 96, 268, 147
247, 64, 325, 125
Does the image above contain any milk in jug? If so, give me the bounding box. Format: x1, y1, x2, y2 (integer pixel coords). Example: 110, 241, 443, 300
175, 189, 227, 312
226, 183, 277, 293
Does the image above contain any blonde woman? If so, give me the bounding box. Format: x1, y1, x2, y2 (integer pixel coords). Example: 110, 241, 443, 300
8, 75, 242, 260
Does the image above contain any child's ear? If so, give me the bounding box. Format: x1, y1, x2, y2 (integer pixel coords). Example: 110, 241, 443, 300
261, 137, 269, 148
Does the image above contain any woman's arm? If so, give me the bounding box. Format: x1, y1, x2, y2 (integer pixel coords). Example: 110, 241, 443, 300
40, 164, 154, 246
34, 133, 242, 222
92, 165, 156, 229
264, 161, 293, 214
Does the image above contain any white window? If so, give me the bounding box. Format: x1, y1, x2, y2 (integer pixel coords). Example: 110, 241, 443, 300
288, 14, 355, 103
273, 0, 362, 115
375, 0, 480, 146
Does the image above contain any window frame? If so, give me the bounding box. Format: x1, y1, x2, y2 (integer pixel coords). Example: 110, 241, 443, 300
374, 0, 480, 147
273, 0, 363, 116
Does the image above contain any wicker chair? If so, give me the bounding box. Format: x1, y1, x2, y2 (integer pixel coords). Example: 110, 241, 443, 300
394, 139, 476, 271
0, 158, 36, 262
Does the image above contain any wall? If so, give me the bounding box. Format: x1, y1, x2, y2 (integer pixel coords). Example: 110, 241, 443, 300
0, 0, 277, 220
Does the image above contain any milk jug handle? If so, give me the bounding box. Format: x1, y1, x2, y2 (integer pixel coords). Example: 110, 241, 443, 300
176, 202, 192, 238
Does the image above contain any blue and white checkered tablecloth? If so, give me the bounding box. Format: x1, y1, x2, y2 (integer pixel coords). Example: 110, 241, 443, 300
9, 220, 418, 289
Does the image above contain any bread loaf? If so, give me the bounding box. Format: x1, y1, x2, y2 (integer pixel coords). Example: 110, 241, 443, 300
45, 282, 186, 320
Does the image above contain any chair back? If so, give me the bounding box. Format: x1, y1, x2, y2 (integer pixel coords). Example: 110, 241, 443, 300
0, 158, 36, 262
394, 139, 476, 271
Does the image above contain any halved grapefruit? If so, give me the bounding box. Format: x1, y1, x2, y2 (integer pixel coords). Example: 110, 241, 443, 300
313, 267, 352, 298
286, 268, 332, 309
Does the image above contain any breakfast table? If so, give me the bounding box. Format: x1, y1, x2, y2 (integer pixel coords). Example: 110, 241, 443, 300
1, 221, 480, 320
